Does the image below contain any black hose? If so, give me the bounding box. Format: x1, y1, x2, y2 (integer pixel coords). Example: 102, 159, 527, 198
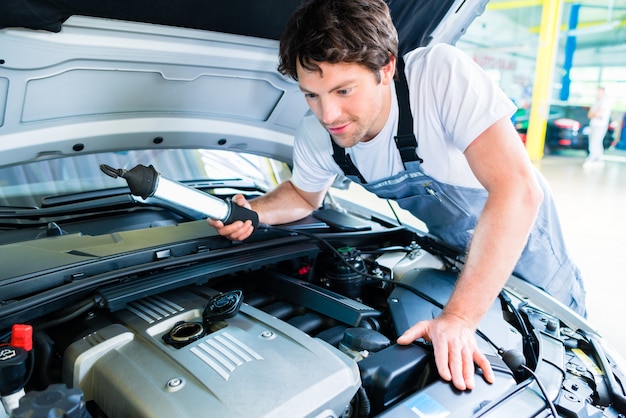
520, 364, 559, 417
33, 331, 54, 389
36, 299, 97, 331
499, 292, 538, 367
356, 386, 371, 417
584, 331, 626, 414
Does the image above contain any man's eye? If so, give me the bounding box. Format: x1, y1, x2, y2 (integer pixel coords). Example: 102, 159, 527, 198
337, 88, 352, 95
304, 93, 317, 99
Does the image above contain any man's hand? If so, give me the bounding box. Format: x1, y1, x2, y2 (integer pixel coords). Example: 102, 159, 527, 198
396, 313, 494, 391
207, 194, 255, 241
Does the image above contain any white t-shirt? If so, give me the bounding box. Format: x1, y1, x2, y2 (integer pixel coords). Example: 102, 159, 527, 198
589, 97, 612, 128
291, 43, 516, 192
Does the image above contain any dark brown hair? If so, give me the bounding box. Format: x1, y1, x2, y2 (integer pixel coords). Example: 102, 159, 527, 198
278, 0, 398, 82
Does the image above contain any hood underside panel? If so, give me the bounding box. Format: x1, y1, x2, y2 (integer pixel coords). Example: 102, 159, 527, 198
0, 0, 457, 51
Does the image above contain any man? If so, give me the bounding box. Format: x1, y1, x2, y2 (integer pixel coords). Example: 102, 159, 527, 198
209, 0, 586, 391
585, 86, 613, 167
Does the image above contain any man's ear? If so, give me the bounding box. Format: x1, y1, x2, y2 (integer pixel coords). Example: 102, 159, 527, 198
380, 55, 396, 85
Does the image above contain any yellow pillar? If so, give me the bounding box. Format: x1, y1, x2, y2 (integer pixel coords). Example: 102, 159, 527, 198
526, 0, 564, 161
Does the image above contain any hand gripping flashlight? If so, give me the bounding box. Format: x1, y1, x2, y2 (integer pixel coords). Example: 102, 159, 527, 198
100, 163, 259, 228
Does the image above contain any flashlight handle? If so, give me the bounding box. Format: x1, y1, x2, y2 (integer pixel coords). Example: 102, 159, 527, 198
100, 163, 260, 228
224, 200, 259, 228
151, 177, 259, 228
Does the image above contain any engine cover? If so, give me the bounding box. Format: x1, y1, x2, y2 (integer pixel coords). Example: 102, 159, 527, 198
63, 288, 360, 418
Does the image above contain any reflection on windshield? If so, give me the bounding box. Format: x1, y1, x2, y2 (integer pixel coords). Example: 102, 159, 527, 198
0, 149, 290, 208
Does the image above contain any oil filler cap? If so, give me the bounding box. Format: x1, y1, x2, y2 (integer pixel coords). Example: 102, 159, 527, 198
203, 290, 243, 325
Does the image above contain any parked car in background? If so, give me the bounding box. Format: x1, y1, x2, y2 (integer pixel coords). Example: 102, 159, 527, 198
1, 1, 626, 417
515, 103, 616, 152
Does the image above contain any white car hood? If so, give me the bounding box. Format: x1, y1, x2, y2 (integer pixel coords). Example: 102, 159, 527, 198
0, 17, 307, 168
0, 0, 487, 168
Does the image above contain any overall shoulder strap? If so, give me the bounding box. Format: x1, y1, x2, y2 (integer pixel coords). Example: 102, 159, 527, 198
330, 139, 367, 183
394, 56, 423, 164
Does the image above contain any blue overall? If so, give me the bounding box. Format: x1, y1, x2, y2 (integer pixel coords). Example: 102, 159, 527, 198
334, 153, 587, 316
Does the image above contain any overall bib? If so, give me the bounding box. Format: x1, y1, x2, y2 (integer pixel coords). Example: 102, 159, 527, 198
335, 152, 585, 315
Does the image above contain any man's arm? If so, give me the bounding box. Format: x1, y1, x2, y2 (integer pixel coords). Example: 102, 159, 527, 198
588, 102, 610, 120
208, 180, 327, 241
397, 116, 544, 390
588, 103, 601, 119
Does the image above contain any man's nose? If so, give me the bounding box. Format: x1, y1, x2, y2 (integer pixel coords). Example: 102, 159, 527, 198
319, 98, 341, 125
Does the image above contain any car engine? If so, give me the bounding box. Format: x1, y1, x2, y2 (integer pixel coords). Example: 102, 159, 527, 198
2, 209, 625, 418
64, 285, 363, 418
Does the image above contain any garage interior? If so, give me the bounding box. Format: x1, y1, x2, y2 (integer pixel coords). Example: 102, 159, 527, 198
458, 0, 626, 354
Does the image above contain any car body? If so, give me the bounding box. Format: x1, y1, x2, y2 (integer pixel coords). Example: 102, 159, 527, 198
1, 1, 626, 417
515, 104, 615, 152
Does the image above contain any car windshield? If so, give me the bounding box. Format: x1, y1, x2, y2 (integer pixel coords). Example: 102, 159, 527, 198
0, 149, 291, 208
563, 106, 590, 122
549, 104, 590, 121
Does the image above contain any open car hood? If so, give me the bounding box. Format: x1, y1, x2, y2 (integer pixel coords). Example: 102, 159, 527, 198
0, 0, 487, 168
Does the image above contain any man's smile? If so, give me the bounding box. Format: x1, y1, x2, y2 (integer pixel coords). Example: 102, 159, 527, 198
326, 123, 350, 135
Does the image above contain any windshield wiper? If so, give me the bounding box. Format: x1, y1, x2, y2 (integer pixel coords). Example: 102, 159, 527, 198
40, 178, 262, 207
0, 194, 136, 220
0, 179, 263, 223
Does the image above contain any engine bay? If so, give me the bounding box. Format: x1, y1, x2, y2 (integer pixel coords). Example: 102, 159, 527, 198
2, 206, 626, 417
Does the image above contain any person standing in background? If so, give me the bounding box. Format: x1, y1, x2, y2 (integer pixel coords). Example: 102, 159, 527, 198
584, 86, 612, 167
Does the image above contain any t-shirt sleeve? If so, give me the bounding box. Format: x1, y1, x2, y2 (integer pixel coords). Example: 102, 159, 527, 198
410, 44, 517, 152
291, 115, 339, 193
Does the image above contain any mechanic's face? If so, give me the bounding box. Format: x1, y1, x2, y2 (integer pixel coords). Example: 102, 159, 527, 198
297, 58, 395, 148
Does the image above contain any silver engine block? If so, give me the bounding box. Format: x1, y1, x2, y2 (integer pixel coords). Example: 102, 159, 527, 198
63, 288, 360, 418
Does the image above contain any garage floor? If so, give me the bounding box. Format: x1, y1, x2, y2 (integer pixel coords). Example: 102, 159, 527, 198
535, 147, 626, 356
